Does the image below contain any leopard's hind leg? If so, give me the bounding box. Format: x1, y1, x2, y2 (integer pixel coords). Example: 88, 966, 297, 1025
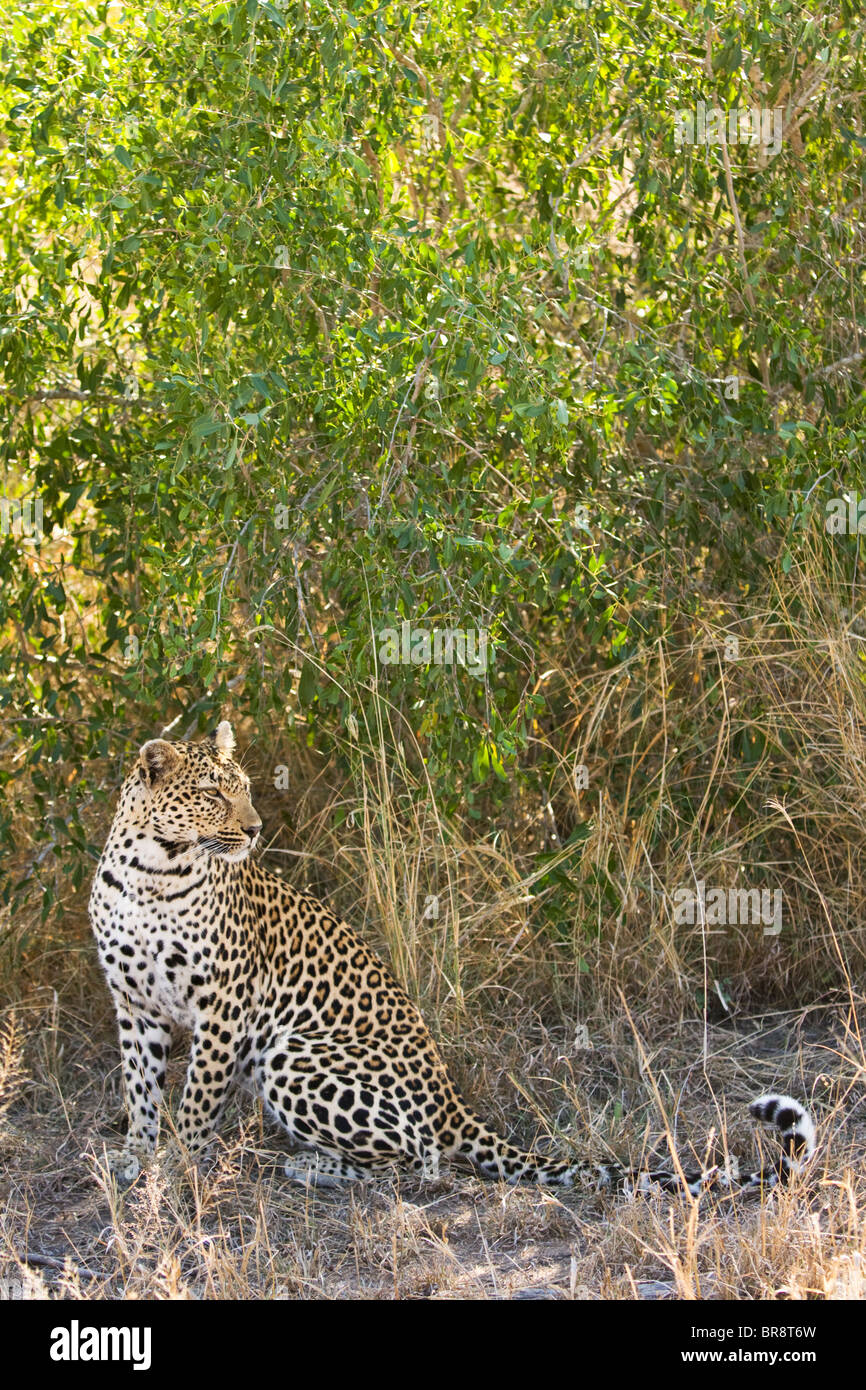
258, 1031, 446, 1183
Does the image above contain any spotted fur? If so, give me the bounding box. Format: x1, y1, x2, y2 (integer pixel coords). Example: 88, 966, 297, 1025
89, 724, 816, 1193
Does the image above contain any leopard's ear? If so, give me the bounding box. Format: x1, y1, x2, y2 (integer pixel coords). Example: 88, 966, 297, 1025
213, 719, 235, 755
139, 739, 183, 787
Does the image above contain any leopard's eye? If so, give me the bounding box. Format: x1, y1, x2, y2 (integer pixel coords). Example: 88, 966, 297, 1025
202, 787, 226, 800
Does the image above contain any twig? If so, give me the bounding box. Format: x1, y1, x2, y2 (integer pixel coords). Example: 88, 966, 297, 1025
292, 542, 317, 649
216, 516, 255, 643
704, 29, 772, 406
5, 388, 164, 411
801, 469, 835, 506
809, 352, 865, 379
14, 1252, 101, 1280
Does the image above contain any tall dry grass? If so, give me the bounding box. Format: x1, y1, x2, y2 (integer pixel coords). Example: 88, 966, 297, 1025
1, 538, 865, 1298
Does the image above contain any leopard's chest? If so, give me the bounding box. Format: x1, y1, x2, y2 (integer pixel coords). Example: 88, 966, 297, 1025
90, 856, 228, 1029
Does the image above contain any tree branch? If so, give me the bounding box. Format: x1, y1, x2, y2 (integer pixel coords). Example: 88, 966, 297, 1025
4, 388, 164, 411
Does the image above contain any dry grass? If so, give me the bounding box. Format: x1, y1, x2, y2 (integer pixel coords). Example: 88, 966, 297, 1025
1, 958, 864, 1300
3, 543, 866, 1300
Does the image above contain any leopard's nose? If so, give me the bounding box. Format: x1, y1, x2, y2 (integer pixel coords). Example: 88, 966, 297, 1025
244, 821, 263, 841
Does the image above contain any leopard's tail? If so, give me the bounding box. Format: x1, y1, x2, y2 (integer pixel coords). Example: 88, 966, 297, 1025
735, 1093, 817, 1191
452, 1092, 816, 1196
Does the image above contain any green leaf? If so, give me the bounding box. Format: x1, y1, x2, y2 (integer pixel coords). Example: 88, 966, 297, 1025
191, 415, 225, 438
298, 659, 317, 707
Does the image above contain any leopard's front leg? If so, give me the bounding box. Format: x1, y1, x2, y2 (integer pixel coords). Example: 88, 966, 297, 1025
174, 1011, 243, 1157
105, 996, 173, 1182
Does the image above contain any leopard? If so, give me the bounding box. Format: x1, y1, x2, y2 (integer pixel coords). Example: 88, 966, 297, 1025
89, 721, 816, 1194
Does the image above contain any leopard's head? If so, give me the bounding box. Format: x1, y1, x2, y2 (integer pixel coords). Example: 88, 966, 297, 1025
136, 721, 262, 862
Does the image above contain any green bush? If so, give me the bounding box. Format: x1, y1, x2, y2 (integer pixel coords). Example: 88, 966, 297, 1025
1, 0, 863, 929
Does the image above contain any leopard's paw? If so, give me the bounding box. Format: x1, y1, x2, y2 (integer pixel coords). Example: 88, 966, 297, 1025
102, 1146, 145, 1186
